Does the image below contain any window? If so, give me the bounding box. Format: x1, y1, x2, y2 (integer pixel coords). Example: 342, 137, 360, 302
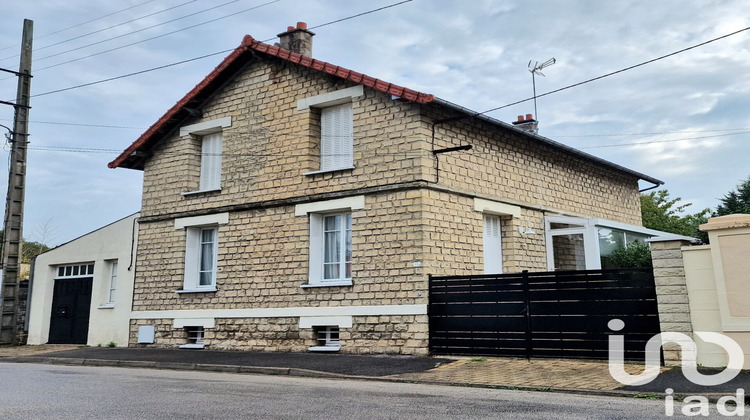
309, 326, 341, 352
296, 196, 364, 287
199, 132, 222, 191
320, 103, 353, 171
483, 214, 503, 274
107, 261, 118, 304
181, 227, 218, 292
57, 263, 94, 278
179, 117, 231, 195
175, 213, 228, 293
179, 326, 205, 349
545, 216, 679, 270
297, 86, 362, 175
322, 213, 352, 281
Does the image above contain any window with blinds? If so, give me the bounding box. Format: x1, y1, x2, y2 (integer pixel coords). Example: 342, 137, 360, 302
320, 103, 353, 171
199, 132, 222, 191
483, 214, 503, 274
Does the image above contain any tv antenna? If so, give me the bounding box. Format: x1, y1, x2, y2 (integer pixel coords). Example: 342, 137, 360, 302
528, 57, 556, 123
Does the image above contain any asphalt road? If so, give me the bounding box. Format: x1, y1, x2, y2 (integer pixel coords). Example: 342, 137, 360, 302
0, 362, 736, 419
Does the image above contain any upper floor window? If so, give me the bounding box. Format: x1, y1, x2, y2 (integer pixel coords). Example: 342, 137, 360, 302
297, 86, 362, 175
179, 117, 231, 195
321, 103, 353, 171
199, 132, 222, 191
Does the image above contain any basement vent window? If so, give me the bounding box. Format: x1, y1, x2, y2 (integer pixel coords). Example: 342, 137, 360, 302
309, 326, 341, 352
179, 326, 205, 349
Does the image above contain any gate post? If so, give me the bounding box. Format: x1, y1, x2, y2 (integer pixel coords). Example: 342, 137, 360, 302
522, 270, 532, 360
649, 238, 694, 366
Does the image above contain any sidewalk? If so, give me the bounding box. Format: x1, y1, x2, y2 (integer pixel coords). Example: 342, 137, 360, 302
1, 346, 747, 400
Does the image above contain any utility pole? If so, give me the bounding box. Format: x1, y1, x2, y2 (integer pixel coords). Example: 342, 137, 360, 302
0, 19, 33, 345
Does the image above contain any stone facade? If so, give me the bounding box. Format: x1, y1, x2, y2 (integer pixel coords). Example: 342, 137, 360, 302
124, 42, 647, 354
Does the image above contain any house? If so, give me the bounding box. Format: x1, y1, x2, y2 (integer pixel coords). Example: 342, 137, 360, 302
26, 213, 139, 347
108, 23, 672, 354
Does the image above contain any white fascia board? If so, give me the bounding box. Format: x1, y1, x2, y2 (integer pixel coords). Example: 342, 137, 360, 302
294, 195, 365, 216
131, 304, 427, 320
179, 117, 232, 136
296, 86, 364, 111
299, 316, 353, 328
473, 198, 522, 218
175, 212, 229, 229
174, 318, 216, 329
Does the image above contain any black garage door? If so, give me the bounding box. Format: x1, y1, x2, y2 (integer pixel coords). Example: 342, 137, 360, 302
48, 277, 93, 344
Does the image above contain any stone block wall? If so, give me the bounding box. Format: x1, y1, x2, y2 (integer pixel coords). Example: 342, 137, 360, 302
650, 239, 694, 366
423, 109, 643, 225
130, 314, 428, 355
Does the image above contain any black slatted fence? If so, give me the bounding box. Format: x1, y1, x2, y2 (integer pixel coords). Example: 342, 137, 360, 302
429, 269, 661, 360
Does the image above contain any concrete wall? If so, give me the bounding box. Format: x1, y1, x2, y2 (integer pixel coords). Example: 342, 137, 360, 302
27, 213, 139, 347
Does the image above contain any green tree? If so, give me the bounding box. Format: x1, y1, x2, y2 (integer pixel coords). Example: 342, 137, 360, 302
715, 175, 750, 216
0, 230, 52, 263
640, 189, 709, 243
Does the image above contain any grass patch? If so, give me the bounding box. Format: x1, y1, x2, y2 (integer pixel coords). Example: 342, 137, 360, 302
467, 357, 487, 363
633, 393, 660, 400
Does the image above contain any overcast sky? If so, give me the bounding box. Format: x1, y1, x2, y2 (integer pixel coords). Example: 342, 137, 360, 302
1, 0, 748, 246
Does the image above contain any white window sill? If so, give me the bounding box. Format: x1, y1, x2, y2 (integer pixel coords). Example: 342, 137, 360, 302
308, 346, 341, 352
176, 288, 217, 294
300, 281, 353, 288
303, 166, 355, 176
178, 343, 205, 349
181, 188, 222, 196
97, 304, 115, 309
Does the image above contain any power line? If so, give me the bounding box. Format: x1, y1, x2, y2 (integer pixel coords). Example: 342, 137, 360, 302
27, 0, 416, 98
0, 119, 144, 129
26, 0, 279, 75
0, 0, 159, 52
578, 130, 750, 149
0, 0, 200, 62
554, 128, 750, 137
475, 25, 750, 117
31, 49, 234, 98
30, 0, 244, 65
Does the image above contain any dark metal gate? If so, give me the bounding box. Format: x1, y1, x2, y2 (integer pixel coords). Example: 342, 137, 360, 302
48, 277, 92, 344
429, 269, 660, 360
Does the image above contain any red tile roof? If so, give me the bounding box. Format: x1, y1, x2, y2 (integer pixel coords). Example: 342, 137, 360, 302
109, 35, 435, 169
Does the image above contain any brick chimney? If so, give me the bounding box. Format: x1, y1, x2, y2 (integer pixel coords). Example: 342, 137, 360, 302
512, 114, 538, 134
277, 22, 315, 57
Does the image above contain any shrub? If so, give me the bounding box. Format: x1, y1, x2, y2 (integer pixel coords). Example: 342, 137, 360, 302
607, 241, 653, 269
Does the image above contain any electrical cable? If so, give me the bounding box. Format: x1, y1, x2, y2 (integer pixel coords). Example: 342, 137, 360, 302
0, 0, 159, 52
24, 0, 416, 98
0, 0, 200, 62
474, 25, 750, 117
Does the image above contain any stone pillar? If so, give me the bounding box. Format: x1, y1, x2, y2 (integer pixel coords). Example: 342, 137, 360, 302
650, 238, 694, 366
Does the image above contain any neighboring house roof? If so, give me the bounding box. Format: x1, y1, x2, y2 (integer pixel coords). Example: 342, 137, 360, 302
107, 35, 663, 187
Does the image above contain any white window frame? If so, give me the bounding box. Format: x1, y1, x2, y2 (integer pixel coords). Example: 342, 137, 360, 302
483, 214, 503, 274
107, 260, 118, 304
544, 215, 689, 271
298, 86, 362, 176
295, 196, 364, 287
56, 263, 95, 279
180, 117, 231, 195
175, 213, 228, 293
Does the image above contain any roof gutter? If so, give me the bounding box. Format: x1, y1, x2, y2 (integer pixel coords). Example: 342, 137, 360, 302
430, 97, 665, 188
